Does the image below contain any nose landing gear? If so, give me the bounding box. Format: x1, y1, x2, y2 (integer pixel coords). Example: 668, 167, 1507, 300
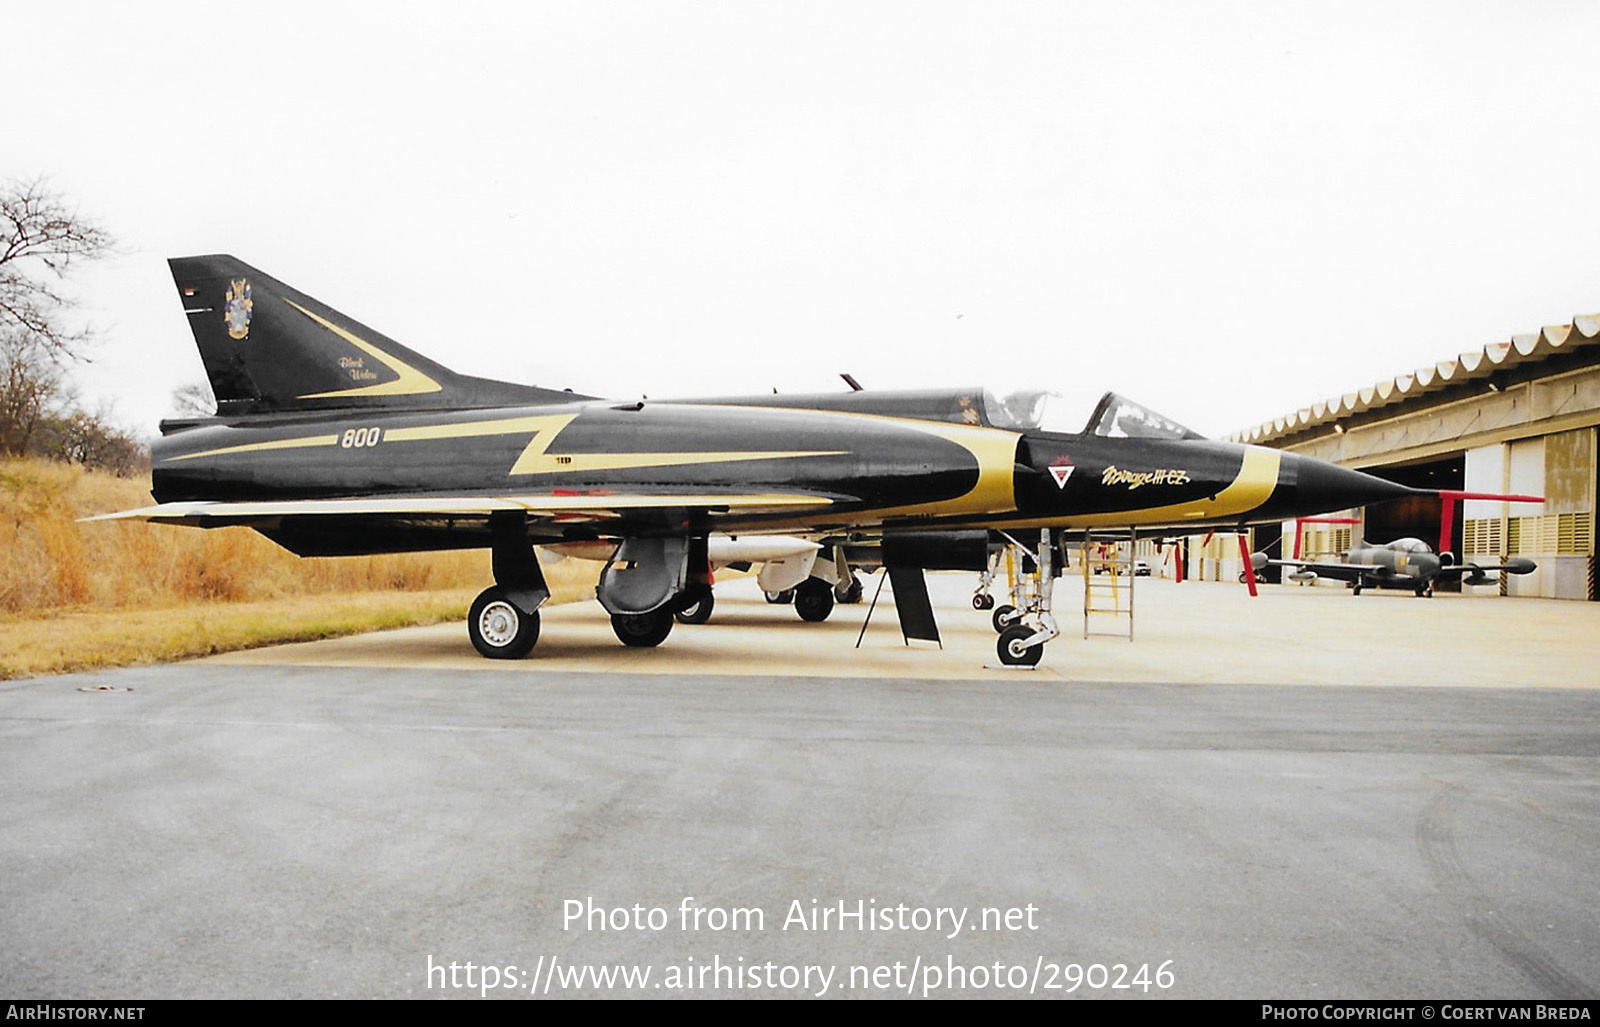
990, 529, 1061, 667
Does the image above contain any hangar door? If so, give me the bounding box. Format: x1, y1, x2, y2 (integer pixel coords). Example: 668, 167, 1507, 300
1463, 429, 1595, 600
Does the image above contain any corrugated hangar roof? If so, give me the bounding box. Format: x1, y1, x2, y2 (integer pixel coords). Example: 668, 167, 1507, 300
1231, 313, 1600, 445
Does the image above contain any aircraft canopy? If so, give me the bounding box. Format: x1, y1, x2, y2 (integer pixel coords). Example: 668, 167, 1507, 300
982, 388, 1205, 440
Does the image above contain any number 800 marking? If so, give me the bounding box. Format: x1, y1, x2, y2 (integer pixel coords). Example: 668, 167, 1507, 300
340, 427, 382, 448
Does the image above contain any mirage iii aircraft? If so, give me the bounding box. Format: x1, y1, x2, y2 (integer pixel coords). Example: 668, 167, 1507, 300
91, 256, 1419, 665
1254, 538, 1536, 597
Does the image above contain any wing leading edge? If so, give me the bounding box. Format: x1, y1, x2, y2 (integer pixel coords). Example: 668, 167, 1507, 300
84, 491, 835, 527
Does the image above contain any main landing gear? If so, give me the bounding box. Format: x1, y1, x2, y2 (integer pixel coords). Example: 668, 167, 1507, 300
795, 577, 835, 622
674, 590, 715, 624
989, 529, 1061, 667
613, 608, 675, 647
467, 513, 552, 659
464, 531, 865, 658
618, 586, 716, 646
468, 585, 541, 659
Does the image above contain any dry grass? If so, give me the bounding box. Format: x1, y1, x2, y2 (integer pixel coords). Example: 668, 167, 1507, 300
0, 458, 497, 612
0, 457, 601, 679
0, 592, 477, 680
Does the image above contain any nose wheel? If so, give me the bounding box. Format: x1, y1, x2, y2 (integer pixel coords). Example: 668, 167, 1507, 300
997, 625, 1044, 666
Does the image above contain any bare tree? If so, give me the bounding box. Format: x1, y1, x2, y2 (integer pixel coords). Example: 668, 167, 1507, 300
0, 177, 114, 360
170, 380, 217, 417
0, 331, 62, 455
0, 178, 114, 456
35, 405, 147, 476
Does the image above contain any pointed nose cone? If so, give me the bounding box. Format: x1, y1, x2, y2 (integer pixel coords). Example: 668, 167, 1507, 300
1281, 454, 1418, 516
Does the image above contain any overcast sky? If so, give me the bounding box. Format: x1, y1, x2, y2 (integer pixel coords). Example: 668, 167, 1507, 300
11, 1, 1600, 439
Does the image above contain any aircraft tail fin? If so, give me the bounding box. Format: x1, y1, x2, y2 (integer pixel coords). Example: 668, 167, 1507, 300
168, 255, 590, 416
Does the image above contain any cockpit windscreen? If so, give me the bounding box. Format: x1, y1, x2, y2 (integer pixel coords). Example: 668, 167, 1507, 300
982, 387, 1205, 440
1085, 392, 1205, 440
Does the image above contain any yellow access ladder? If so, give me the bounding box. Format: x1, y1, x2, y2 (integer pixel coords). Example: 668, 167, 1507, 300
1081, 528, 1136, 641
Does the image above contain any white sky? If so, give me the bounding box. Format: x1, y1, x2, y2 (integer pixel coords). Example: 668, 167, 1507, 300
11, 0, 1600, 439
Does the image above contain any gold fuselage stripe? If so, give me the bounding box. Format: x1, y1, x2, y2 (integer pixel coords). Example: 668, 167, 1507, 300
385, 414, 577, 442
166, 434, 341, 461
756, 408, 1022, 520
1041, 446, 1281, 529
165, 411, 848, 476
506, 413, 844, 475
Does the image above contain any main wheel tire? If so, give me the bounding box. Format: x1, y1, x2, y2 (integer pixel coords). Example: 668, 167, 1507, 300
997, 625, 1043, 667
764, 589, 795, 605
794, 579, 835, 622
991, 604, 1021, 633
611, 609, 674, 647
468, 587, 540, 659
836, 578, 864, 604
674, 591, 715, 624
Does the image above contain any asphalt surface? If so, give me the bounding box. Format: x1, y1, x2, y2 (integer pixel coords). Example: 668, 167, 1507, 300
2, 575, 1598, 1000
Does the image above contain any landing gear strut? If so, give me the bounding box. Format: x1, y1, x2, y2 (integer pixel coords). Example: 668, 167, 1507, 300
972, 550, 1000, 610
992, 529, 1060, 667
467, 513, 550, 659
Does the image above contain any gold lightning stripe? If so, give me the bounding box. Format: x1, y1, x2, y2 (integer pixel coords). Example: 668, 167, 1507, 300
164, 415, 562, 463
166, 434, 341, 462
507, 419, 844, 476
164, 411, 845, 475
384, 413, 577, 443
286, 300, 444, 399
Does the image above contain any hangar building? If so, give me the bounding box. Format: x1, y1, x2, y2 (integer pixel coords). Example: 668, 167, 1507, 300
1230, 313, 1600, 601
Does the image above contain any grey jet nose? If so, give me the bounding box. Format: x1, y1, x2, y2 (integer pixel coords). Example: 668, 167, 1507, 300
1410, 552, 1442, 579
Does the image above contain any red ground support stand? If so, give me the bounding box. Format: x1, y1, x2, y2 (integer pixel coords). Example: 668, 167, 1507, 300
1434, 490, 1544, 558
1237, 533, 1257, 597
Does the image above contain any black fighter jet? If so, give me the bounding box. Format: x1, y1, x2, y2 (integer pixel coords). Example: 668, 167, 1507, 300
1253, 538, 1536, 597
92, 255, 1417, 665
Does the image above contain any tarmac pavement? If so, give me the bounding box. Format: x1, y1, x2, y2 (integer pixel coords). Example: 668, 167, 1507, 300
2, 574, 1597, 999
